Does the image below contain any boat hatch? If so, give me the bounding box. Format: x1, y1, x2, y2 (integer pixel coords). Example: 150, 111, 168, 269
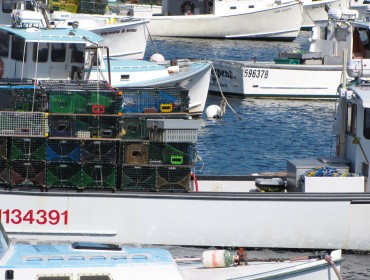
72, 242, 122, 251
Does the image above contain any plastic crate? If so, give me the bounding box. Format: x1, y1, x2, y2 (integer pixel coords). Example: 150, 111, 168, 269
147, 119, 201, 143
274, 58, 300, 64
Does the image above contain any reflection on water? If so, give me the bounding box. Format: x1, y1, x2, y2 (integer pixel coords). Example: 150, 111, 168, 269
196, 95, 338, 175
145, 31, 311, 62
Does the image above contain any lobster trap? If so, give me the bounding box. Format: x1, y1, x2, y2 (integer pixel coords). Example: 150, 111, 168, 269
80, 140, 117, 164
123, 142, 148, 165
119, 87, 189, 114
0, 86, 46, 112
48, 90, 119, 114
46, 162, 82, 188
0, 137, 7, 160
121, 165, 156, 191
10, 137, 46, 161
0, 160, 10, 185
10, 161, 45, 187
49, 115, 119, 138
148, 142, 195, 165
75, 115, 119, 138
156, 166, 191, 192
120, 114, 191, 140
46, 139, 80, 162
81, 163, 116, 190
0, 112, 47, 136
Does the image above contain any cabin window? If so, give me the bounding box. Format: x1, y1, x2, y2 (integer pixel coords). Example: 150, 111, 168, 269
51, 43, 66, 62
364, 108, 370, 139
347, 103, 357, 136
335, 28, 348, 42
33, 43, 49, 63
11, 36, 26, 61
2, 0, 15, 13
319, 27, 327, 40
71, 43, 84, 63
0, 31, 9, 57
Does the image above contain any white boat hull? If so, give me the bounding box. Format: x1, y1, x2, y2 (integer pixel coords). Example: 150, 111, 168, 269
55, 16, 149, 59
147, 2, 302, 40
1, 186, 369, 251
209, 60, 343, 98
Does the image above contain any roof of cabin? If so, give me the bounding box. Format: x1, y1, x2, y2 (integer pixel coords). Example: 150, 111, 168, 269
0, 26, 103, 43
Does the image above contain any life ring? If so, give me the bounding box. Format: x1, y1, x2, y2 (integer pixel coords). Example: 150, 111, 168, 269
181, 1, 195, 14
0, 58, 4, 78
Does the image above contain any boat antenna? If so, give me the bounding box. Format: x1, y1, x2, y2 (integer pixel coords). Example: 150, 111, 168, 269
209, 62, 241, 120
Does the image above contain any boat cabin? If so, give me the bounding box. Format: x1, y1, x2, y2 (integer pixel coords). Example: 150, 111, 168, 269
159, 0, 291, 16
0, 23, 103, 80
336, 83, 370, 192
307, 9, 370, 67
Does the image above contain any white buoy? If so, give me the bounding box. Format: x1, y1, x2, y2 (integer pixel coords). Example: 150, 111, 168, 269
150, 53, 165, 62
205, 105, 221, 119
202, 250, 234, 268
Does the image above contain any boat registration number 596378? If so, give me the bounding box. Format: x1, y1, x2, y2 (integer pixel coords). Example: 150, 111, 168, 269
244, 69, 269, 79
0, 209, 68, 225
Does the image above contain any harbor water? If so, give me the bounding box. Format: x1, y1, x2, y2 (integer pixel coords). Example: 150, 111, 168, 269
144, 32, 369, 279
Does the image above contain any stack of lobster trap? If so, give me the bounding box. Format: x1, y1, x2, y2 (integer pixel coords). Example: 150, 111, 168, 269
0, 79, 202, 192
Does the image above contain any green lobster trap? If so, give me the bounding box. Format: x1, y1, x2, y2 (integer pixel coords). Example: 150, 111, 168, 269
0, 87, 45, 112
81, 163, 116, 190
46, 162, 82, 188
10, 137, 46, 161
148, 142, 195, 165
121, 165, 156, 191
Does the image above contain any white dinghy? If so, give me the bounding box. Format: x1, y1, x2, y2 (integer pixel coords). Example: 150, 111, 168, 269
0, 220, 343, 280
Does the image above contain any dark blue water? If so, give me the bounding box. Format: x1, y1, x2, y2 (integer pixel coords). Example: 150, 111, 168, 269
144, 33, 368, 279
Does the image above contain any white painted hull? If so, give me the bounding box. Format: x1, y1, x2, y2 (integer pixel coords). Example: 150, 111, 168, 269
56, 16, 149, 59
1, 186, 369, 251
209, 60, 343, 98
147, 2, 302, 40
93, 60, 212, 115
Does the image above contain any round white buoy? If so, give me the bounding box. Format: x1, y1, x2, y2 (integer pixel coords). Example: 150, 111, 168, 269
150, 53, 165, 62
202, 250, 234, 268
205, 105, 221, 119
